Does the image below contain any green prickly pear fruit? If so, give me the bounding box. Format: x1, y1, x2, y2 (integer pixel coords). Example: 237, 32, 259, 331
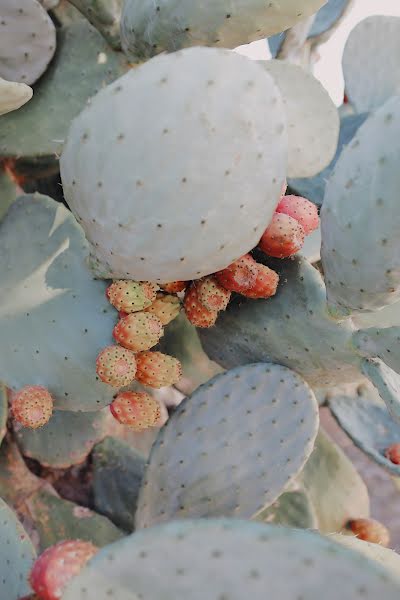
144, 293, 181, 326
106, 280, 158, 313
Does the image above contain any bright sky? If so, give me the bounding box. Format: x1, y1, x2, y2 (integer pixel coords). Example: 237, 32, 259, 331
235, 0, 400, 104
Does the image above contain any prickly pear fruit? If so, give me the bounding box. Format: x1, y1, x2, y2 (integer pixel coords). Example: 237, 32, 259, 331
29, 539, 98, 600
259, 213, 305, 258
242, 264, 279, 299
110, 391, 161, 430
214, 254, 258, 294
135, 351, 182, 388
183, 284, 219, 328
276, 195, 319, 235
106, 280, 158, 313
11, 385, 53, 429
160, 281, 187, 294
113, 313, 164, 352
385, 444, 400, 465
197, 276, 231, 312
346, 518, 390, 547
96, 345, 137, 387
144, 293, 181, 325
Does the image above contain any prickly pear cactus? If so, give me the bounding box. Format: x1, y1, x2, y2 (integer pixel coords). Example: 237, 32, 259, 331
0, 2, 400, 597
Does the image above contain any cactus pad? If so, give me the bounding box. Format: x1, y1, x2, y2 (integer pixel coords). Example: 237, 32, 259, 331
0, 194, 118, 411
64, 520, 400, 599
135, 363, 318, 528
255, 489, 318, 529
353, 327, 400, 376
60, 47, 287, 282
0, 77, 32, 116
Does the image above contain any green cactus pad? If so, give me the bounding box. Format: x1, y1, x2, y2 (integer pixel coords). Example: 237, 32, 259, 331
160, 312, 223, 395
329, 533, 400, 581
0, 0, 56, 86
135, 363, 318, 528
0, 439, 42, 507
300, 429, 370, 532
64, 520, 400, 600
68, 0, 122, 49
15, 409, 106, 468
255, 490, 318, 529
26, 489, 124, 551
262, 60, 339, 178
288, 112, 368, 206
361, 358, 400, 424
120, 0, 326, 61
92, 437, 145, 533
0, 21, 129, 160
328, 383, 400, 476
51, 0, 85, 24
199, 255, 360, 389
0, 194, 118, 411
343, 16, 400, 113
353, 327, 400, 376
0, 164, 16, 222
320, 96, 400, 315
60, 47, 287, 282
0, 498, 36, 599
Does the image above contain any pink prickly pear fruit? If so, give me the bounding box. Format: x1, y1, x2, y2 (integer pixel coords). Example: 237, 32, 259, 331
258, 213, 305, 258
96, 345, 137, 387
242, 264, 279, 299
29, 539, 98, 600
11, 386, 53, 429
113, 312, 164, 352
106, 280, 158, 313
110, 391, 161, 430
346, 518, 390, 547
144, 293, 181, 325
135, 351, 182, 389
385, 443, 400, 464
276, 194, 319, 235
183, 284, 219, 328
214, 254, 258, 294
160, 281, 187, 294
197, 276, 231, 312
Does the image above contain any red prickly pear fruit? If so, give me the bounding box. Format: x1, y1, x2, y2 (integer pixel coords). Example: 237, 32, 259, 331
276, 194, 319, 235
29, 539, 98, 600
11, 386, 53, 429
118, 310, 129, 319
183, 284, 219, 328
96, 345, 137, 387
110, 391, 161, 430
135, 351, 182, 388
106, 280, 158, 313
214, 254, 258, 294
144, 293, 181, 325
160, 281, 188, 293
197, 276, 231, 312
346, 518, 390, 547
259, 213, 305, 258
385, 443, 400, 464
242, 264, 279, 299
113, 312, 163, 352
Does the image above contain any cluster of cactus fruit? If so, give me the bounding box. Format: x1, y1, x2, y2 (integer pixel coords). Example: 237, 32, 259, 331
1, 0, 400, 598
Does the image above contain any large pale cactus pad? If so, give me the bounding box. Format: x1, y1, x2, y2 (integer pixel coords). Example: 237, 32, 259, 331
135, 363, 318, 528
321, 96, 400, 315
61, 47, 287, 282
64, 520, 400, 600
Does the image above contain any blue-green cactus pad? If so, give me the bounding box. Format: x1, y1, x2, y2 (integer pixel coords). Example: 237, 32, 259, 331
199, 255, 360, 388
353, 327, 400, 376
0, 21, 129, 159
255, 489, 317, 529
0, 194, 117, 411
0, 497, 36, 599
361, 358, 400, 424
15, 408, 106, 468
64, 519, 400, 600
93, 436, 146, 533
135, 363, 319, 528
329, 383, 400, 476
288, 113, 368, 206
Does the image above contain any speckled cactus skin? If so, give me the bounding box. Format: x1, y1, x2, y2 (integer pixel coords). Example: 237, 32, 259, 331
2, 6, 400, 597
